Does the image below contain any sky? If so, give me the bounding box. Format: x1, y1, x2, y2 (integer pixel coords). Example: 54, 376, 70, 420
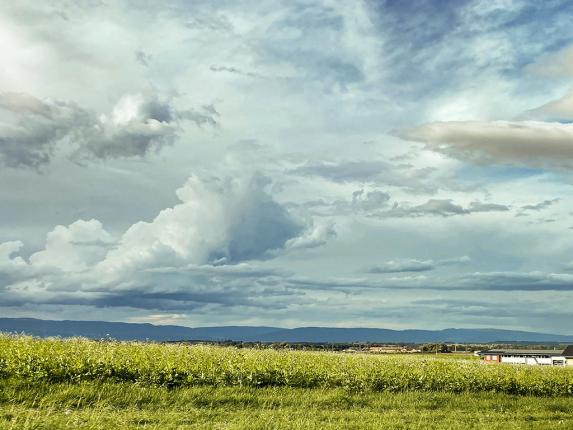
1, 0, 573, 333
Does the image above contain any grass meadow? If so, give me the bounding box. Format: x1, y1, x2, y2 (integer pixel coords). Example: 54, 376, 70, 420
1, 335, 573, 429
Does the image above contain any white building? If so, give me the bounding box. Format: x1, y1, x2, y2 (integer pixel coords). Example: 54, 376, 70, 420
478, 345, 573, 366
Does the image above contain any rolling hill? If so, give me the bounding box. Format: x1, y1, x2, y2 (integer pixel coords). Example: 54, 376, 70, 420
1, 318, 572, 343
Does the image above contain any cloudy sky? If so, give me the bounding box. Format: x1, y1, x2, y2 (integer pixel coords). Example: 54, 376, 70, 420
2, 0, 573, 333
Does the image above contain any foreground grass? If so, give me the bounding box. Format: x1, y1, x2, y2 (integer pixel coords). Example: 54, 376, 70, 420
1, 379, 572, 429
2, 336, 573, 428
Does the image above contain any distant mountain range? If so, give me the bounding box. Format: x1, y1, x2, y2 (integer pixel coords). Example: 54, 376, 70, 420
1, 318, 572, 344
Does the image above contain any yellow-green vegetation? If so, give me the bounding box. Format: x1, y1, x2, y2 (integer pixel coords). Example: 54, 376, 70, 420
2, 379, 573, 429
1, 335, 573, 396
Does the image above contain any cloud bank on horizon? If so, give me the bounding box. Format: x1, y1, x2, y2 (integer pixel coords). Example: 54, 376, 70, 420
1, 0, 573, 333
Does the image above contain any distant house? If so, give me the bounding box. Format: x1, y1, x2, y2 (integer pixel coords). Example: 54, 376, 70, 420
477, 345, 573, 366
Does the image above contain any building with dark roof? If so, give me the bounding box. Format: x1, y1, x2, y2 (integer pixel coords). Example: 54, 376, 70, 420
477, 346, 573, 366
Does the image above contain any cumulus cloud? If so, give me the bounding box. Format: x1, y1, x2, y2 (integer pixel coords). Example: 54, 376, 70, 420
0, 92, 90, 168
0, 241, 26, 268
0, 241, 29, 283
0, 91, 217, 168
0, 172, 333, 312
351, 189, 391, 210
397, 120, 573, 169
98, 174, 306, 275
29, 219, 114, 273
0, 241, 42, 292
75, 93, 180, 160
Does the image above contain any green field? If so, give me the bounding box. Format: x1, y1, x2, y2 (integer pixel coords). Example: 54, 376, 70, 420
1, 335, 573, 429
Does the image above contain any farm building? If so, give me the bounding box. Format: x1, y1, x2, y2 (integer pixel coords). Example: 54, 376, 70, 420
478, 345, 573, 366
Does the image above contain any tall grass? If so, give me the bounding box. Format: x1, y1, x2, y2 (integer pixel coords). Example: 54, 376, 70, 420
4, 379, 573, 429
1, 335, 573, 396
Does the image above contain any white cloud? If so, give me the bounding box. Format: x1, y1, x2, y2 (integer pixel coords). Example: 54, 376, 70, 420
527, 44, 573, 78
127, 313, 188, 325
365, 256, 470, 274
525, 89, 573, 121
366, 259, 435, 274
75, 92, 180, 161
29, 219, 114, 272
93, 173, 313, 276
398, 120, 573, 169
0, 241, 27, 270
352, 189, 391, 210
286, 222, 336, 250
0, 172, 332, 312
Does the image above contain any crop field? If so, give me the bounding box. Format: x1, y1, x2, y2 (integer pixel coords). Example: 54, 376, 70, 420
1, 335, 573, 429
